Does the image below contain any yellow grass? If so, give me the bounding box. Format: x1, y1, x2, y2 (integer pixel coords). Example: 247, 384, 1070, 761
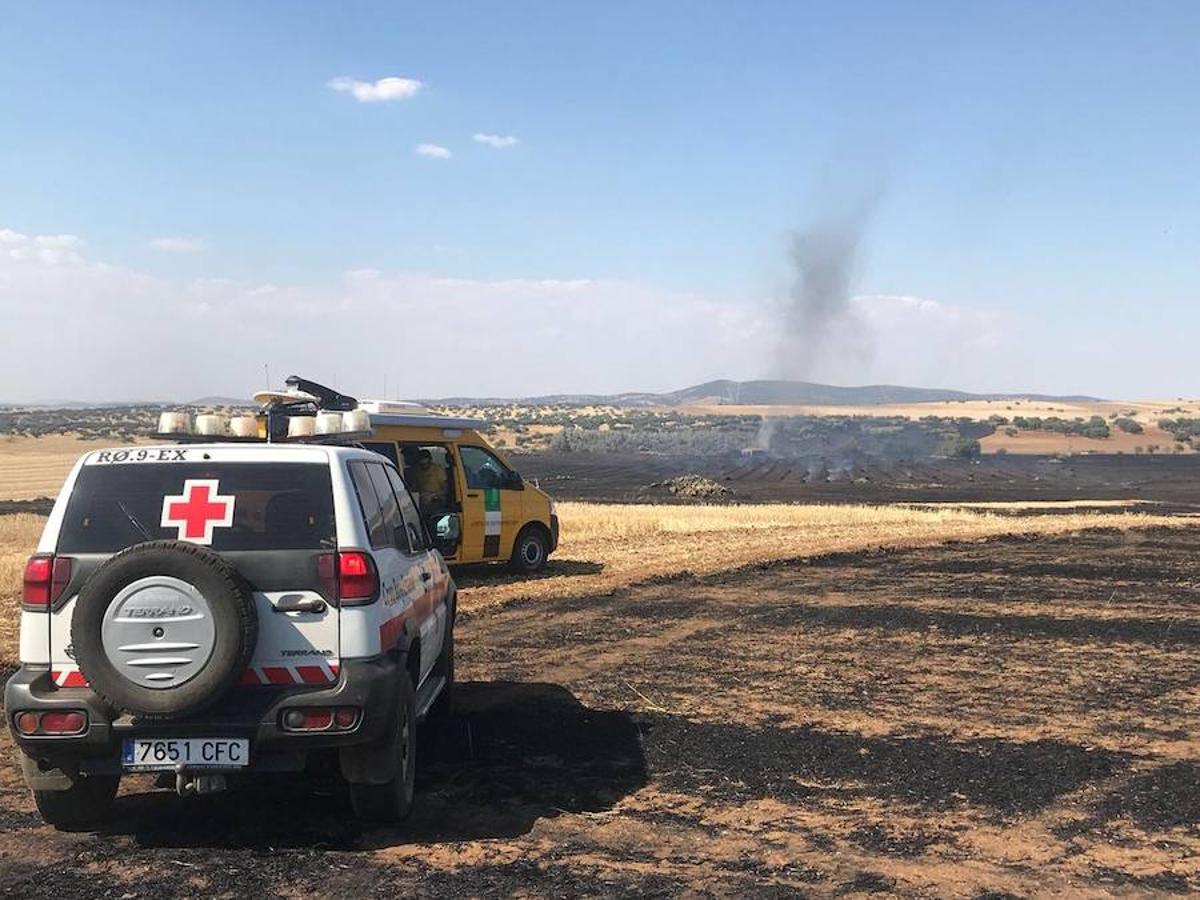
682, 397, 1200, 423
0, 434, 141, 500
0, 514, 45, 662
980, 425, 1188, 455
456, 501, 1200, 612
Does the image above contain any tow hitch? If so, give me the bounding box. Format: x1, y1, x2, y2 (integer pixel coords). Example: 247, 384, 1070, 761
175, 771, 228, 796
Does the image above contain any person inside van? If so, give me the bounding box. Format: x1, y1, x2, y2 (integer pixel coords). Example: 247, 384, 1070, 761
411, 448, 449, 513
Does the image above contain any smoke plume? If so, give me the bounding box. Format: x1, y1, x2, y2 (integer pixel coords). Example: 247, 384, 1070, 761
771, 185, 883, 380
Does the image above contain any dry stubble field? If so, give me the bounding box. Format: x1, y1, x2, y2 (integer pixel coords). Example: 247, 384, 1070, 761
0, 499, 1198, 895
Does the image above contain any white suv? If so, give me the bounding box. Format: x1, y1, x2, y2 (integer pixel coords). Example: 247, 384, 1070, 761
7, 442, 457, 829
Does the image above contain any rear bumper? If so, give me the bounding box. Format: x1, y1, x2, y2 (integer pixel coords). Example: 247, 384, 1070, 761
5, 657, 400, 778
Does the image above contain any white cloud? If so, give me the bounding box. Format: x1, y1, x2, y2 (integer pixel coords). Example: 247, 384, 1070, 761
149, 236, 205, 254
0, 228, 82, 265
415, 143, 452, 159
473, 133, 519, 149
838, 294, 1012, 388
327, 75, 423, 103
4, 221, 1105, 403
0, 224, 768, 401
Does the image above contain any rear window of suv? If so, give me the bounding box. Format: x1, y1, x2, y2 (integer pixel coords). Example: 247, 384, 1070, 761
57, 463, 336, 554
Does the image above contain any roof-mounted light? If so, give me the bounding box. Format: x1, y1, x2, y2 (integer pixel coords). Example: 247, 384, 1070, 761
194, 414, 228, 437
315, 412, 343, 435
230, 416, 259, 438
342, 409, 370, 432
288, 417, 316, 438
158, 412, 192, 435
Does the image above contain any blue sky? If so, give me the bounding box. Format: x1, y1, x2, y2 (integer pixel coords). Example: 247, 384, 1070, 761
1, 1, 1198, 401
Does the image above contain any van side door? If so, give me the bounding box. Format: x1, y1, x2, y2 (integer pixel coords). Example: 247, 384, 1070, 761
457, 444, 524, 561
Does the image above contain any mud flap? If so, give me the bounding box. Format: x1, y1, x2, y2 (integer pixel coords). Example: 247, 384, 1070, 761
338, 652, 409, 785
20, 752, 76, 792
339, 719, 401, 785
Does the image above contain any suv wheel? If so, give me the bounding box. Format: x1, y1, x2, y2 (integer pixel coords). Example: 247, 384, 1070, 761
33, 773, 120, 831
72, 541, 257, 721
510, 525, 549, 574
349, 668, 416, 822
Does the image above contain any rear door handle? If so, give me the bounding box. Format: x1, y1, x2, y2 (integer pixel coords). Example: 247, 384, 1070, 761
466, 492, 480, 499
273, 596, 327, 614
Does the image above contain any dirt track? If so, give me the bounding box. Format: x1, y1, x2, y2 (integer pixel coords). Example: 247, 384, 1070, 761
1, 527, 1198, 897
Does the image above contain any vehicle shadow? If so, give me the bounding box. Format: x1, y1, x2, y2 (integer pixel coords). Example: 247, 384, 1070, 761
103, 681, 646, 851
636, 714, 1131, 815
451, 558, 605, 588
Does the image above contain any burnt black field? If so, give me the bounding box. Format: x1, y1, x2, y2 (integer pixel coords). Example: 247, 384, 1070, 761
517, 450, 1200, 507
1, 528, 1197, 895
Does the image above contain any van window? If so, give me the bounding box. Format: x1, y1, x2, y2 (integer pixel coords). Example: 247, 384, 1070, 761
398, 442, 455, 515
57, 463, 335, 554
459, 445, 512, 490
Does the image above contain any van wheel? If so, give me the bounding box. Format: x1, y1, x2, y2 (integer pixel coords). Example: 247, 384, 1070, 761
34, 774, 120, 831
349, 669, 416, 822
510, 525, 549, 574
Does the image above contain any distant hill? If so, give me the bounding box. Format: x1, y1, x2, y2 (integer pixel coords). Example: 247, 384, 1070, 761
0, 396, 249, 410
433, 379, 1103, 407
4, 380, 1103, 410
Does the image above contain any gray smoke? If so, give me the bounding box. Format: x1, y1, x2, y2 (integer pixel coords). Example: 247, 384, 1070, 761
771, 185, 883, 380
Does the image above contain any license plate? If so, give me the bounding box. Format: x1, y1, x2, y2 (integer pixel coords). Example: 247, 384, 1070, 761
122, 738, 250, 771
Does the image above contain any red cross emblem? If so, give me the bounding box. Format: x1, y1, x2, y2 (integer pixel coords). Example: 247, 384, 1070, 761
160, 479, 236, 544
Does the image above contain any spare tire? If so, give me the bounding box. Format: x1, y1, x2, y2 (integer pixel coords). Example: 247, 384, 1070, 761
71, 541, 257, 721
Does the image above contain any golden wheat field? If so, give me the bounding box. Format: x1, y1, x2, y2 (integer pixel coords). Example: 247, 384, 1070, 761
0, 514, 42, 661
0, 434, 134, 500
448, 500, 1200, 612
681, 397, 1200, 423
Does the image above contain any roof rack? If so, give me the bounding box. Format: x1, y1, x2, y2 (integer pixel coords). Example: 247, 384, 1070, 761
156, 376, 375, 445
152, 376, 490, 444
150, 431, 374, 445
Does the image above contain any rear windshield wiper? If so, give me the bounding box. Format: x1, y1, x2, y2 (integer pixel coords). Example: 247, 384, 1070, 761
117, 501, 152, 541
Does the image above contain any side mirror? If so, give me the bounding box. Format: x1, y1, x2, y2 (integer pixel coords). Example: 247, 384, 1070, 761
431, 513, 461, 554
506, 470, 525, 490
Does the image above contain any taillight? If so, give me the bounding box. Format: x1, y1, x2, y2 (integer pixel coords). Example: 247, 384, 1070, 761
317, 552, 338, 603
13, 710, 87, 736
22, 555, 70, 609
338, 551, 378, 604
39, 711, 87, 735
280, 707, 359, 732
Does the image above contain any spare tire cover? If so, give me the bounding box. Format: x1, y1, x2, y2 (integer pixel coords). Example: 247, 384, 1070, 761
72, 541, 257, 721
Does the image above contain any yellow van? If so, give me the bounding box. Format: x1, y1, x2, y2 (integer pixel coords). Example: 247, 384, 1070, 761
357, 404, 558, 573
